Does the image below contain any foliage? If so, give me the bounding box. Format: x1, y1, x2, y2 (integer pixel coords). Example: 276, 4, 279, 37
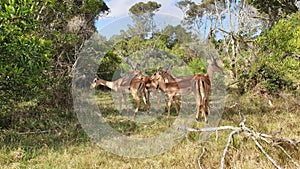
37, 0, 109, 77
128, 1, 161, 38
0, 0, 52, 115
163, 25, 193, 44
97, 50, 123, 80
240, 12, 300, 94
1, 1, 300, 168
110, 29, 211, 80
187, 58, 207, 74
247, 0, 298, 27
177, 0, 266, 86
177, 0, 234, 38
129, 1, 161, 16
0, 0, 109, 127
33, 0, 109, 110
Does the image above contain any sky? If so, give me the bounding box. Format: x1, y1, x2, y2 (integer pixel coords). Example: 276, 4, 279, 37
96, 0, 187, 29
95, 0, 201, 38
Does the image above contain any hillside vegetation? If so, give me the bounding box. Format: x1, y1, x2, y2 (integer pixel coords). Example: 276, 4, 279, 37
0, 0, 299, 168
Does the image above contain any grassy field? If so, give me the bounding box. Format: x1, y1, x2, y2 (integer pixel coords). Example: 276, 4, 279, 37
1, 89, 299, 168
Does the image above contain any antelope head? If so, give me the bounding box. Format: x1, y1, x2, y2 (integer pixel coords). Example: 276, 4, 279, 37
90, 77, 104, 89
150, 70, 163, 82
207, 57, 224, 81
130, 68, 143, 79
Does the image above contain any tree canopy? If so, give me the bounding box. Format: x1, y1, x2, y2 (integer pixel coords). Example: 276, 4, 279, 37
128, 1, 161, 38
247, 0, 298, 27
0, 0, 109, 116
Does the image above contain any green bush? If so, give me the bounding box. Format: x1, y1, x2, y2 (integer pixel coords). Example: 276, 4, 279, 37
187, 58, 207, 74
0, 0, 53, 115
240, 12, 300, 94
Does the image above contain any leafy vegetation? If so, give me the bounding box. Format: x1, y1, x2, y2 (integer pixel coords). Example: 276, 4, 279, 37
128, 1, 161, 38
247, 0, 298, 27
0, 0, 52, 115
240, 12, 300, 94
0, 0, 299, 168
0, 0, 109, 115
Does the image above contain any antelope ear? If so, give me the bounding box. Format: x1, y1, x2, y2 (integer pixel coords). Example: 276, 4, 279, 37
166, 65, 173, 73
157, 67, 162, 74
193, 74, 200, 80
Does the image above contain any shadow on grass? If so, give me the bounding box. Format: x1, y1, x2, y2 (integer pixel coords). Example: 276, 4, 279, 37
0, 110, 89, 164
0, 87, 216, 166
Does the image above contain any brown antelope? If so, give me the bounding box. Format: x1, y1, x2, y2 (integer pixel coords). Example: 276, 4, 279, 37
159, 59, 223, 123
161, 58, 222, 83
130, 69, 160, 113
193, 59, 223, 123
90, 76, 147, 114
150, 71, 195, 118
161, 68, 194, 83
193, 74, 211, 123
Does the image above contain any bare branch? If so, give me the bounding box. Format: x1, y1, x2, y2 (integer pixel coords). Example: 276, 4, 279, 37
227, 80, 239, 87
179, 113, 300, 169
18, 130, 51, 135
251, 136, 282, 169
198, 147, 206, 169
220, 130, 239, 169
181, 126, 240, 133
275, 145, 300, 168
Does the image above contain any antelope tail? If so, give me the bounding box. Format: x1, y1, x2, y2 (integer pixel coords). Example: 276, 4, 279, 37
198, 78, 206, 106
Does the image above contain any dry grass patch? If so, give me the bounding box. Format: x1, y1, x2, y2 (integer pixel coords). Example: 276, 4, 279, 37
0, 90, 299, 168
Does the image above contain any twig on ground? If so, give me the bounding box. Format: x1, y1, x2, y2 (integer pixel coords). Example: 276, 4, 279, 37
220, 130, 239, 169
275, 144, 300, 168
251, 136, 282, 169
198, 147, 206, 169
18, 130, 51, 135
178, 112, 300, 169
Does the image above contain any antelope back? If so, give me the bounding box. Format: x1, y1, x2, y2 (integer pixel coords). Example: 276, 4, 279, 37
161, 70, 175, 82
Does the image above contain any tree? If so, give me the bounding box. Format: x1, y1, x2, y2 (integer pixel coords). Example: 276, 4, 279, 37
0, 0, 109, 123
33, 0, 109, 108
163, 25, 193, 44
247, 0, 298, 27
177, 0, 263, 81
177, 0, 218, 39
128, 1, 161, 38
36, 0, 109, 78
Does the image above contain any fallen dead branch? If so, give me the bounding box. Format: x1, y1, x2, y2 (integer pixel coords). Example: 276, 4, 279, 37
197, 147, 206, 169
18, 130, 51, 135
178, 112, 300, 169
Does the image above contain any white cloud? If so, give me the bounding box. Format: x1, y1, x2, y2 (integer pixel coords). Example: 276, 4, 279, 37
105, 0, 138, 18
105, 0, 184, 19
96, 0, 201, 33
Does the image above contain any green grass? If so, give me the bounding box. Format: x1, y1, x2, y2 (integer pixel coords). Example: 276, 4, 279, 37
0, 90, 299, 168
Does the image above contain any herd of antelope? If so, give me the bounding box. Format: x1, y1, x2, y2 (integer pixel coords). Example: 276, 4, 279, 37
90, 60, 223, 123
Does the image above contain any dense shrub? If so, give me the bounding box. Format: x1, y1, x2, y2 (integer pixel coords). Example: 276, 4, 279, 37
240, 12, 300, 94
